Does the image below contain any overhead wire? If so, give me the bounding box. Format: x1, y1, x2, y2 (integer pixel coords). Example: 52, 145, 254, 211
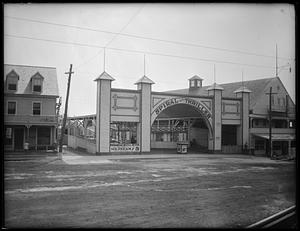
5, 33, 279, 70
4, 15, 293, 61
75, 4, 145, 70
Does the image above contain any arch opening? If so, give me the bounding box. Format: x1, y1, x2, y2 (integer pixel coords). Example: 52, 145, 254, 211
150, 103, 213, 152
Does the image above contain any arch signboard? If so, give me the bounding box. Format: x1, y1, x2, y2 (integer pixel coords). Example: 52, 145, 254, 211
151, 96, 213, 130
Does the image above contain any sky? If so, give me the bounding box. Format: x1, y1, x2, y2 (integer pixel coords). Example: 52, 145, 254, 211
4, 3, 295, 116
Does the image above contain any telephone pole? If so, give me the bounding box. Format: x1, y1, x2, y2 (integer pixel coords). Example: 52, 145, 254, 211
266, 87, 277, 158
59, 64, 74, 153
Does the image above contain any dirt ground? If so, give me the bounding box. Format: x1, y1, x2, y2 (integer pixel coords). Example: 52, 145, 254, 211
4, 151, 296, 228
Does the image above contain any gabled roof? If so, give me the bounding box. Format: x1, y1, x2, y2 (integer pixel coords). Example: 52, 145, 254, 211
4, 64, 59, 97
189, 75, 203, 80
94, 71, 115, 81
6, 69, 19, 80
135, 75, 155, 85
31, 72, 45, 79
206, 82, 224, 91
165, 77, 276, 108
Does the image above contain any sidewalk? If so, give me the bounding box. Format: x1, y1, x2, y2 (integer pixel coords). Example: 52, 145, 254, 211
61, 148, 290, 165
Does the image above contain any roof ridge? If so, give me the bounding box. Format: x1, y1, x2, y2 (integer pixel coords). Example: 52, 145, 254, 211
5, 63, 57, 69
217, 77, 275, 87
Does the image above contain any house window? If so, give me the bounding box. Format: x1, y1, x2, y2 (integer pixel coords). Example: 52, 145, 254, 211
33, 78, 42, 92
271, 95, 274, 105
7, 101, 16, 114
282, 97, 285, 106
33, 102, 41, 115
8, 83, 17, 91
6, 70, 19, 92
196, 80, 200, 87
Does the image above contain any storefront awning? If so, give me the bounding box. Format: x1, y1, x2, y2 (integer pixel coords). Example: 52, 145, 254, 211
254, 134, 295, 141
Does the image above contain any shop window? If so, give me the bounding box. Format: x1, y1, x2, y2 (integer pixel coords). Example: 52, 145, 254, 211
7, 101, 16, 115
37, 127, 50, 145
33, 102, 41, 115
110, 122, 138, 145
255, 139, 265, 150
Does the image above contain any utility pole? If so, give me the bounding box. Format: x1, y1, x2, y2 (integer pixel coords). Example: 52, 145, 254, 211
59, 64, 74, 153
275, 44, 278, 77
266, 87, 277, 158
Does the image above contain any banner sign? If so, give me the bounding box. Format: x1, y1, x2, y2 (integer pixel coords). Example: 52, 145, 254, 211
153, 97, 211, 119
110, 145, 140, 152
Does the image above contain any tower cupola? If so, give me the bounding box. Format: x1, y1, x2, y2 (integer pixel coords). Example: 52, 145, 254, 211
189, 75, 203, 89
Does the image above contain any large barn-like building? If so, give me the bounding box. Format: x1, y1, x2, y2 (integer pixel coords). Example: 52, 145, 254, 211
67, 71, 295, 157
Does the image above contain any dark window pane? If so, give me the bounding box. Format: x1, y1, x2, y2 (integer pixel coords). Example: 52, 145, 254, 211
8, 84, 17, 90
33, 103, 41, 115
33, 85, 41, 92
8, 102, 16, 114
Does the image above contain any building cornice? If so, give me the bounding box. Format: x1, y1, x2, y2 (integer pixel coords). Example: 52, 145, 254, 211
4, 93, 59, 98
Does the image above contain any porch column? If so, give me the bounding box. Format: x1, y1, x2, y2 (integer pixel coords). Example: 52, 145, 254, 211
207, 83, 224, 153
288, 140, 291, 157
135, 75, 155, 153
94, 72, 115, 154
234, 86, 252, 151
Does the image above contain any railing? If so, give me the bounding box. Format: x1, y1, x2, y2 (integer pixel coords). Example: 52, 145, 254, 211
269, 105, 286, 112
246, 205, 296, 228
4, 114, 57, 124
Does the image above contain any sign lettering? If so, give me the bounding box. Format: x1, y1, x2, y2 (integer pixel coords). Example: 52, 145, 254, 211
154, 98, 211, 119
110, 145, 140, 152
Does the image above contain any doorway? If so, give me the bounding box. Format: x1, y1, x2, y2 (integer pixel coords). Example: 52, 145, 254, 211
14, 127, 24, 150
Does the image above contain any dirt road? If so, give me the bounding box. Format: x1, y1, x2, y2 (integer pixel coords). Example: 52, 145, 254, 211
4, 152, 296, 228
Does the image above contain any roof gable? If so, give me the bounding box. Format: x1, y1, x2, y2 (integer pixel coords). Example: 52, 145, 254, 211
6, 69, 19, 80
31, 72, 45, 80
135, 75, 155, 85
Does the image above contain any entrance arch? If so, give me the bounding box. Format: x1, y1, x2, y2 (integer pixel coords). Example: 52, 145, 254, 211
150, 97, 214, 151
